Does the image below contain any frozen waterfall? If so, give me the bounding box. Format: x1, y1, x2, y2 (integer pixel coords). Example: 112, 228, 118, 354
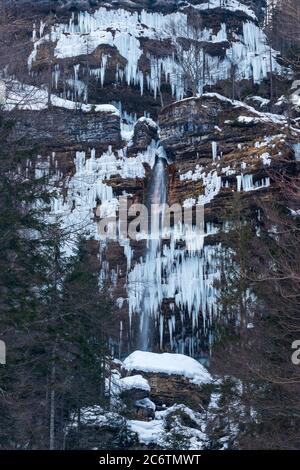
139, 157, 167, 351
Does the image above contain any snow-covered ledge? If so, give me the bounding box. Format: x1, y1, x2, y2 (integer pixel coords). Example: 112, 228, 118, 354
123, 351, 212, 386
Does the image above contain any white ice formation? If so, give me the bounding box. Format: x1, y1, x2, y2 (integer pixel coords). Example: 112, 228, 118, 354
28, 4, 282, 101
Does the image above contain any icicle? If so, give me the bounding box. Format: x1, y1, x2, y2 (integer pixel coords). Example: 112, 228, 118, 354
159, 315, 164, 350
212, 141, 217, 161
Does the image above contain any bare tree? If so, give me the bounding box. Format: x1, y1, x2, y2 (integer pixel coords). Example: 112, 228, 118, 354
268, 0, 300, 71
167, 17, 206, 97
212, 171, 300, 449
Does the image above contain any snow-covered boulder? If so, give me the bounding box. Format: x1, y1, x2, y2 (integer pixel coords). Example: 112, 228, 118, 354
123, 351, 212, 385
134, 397, 156, 420
120, 374, 150, 393
120, 374, 151, 402
128, 403, 208, 449
123, 351, 213, 409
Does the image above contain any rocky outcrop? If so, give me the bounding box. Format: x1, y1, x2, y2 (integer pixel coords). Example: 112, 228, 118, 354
158, 94, 297, 222
3, 0, 282, 120
159, 93, 287, 162
9, 106, 121, 151
131, 371, 211, 410
131, 117, 158, 152
122, 351, 212, 411
66, 351, 215, 449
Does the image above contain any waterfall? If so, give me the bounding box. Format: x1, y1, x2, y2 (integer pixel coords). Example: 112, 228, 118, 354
129, 154, 220, 355
293, 143, 300, 161
139, 157, 167, 351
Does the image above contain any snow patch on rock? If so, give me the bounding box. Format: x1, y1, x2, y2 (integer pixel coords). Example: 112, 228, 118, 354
120, 375, 151, 393
123, 351, 212, 385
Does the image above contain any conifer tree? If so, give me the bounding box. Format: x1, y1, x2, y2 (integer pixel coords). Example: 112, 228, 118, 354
0, 109, 114, 449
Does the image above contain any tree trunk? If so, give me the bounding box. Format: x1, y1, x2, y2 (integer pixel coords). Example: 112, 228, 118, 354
269, 46, 274, 108
49, 361, 56, 450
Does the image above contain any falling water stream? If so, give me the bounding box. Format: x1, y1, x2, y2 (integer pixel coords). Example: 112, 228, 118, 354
292, 143, 300, 161
138, 157, 167, 351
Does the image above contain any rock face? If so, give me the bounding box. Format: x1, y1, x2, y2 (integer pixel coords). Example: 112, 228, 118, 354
130, 371, 211, 410
131, 117, 158, 152
159, 93, 285, 162
10, 106, 121, 150
3, 0, 282, 119
158, 94, 297, 218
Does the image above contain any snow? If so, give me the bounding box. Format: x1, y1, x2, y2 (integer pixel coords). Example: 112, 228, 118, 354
204, 92, 287, 125
180, 166, 222, 206
260, 152, 271, 166
194, 0, 257, 20
238, 115, 257, 124
198, 171, 222, 205
138, 117, 158, 130
135, 398, 156, 411
128, 419, 164, 445
106, 370, 150, 400
120, 375, 150, 392
69, 406, 122, 427
289, 209, 300, 217
123, 351, 212, 385
129, 401, 208, 448
156, 403, 204, 428
183, 198, 196, 209
4, 80, 119, 114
